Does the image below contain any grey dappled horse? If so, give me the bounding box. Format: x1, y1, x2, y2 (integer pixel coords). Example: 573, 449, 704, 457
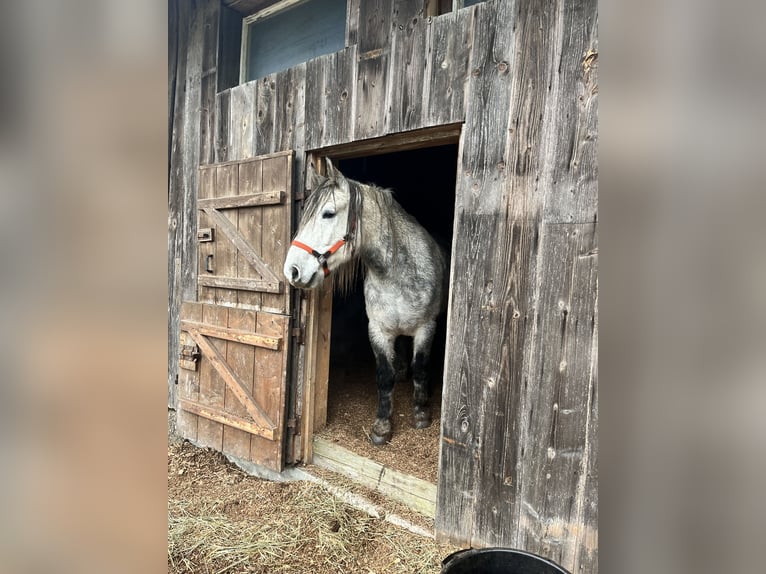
283, 160, 448, 445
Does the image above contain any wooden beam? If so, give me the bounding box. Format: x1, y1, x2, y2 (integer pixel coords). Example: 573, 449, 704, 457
201, 148, 294, 169
198, 274, 281, 294
179, 399, 276, 441
198, 190, 285, 209
312, 437, 437, 517
188, 330, 277, 431
203, 207, 283, 285
318, 123, 462, 160
224, 0, 277, 16
181, 319, 282, 350
242, 0, 307, 23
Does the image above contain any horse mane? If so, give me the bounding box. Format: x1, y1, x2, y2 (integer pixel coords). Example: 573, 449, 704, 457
301, 173, 397, 296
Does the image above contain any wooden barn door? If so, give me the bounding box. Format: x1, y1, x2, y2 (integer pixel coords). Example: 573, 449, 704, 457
177, 151, 294, 472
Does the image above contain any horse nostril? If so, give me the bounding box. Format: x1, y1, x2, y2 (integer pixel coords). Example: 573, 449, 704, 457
290, 265, 300, 282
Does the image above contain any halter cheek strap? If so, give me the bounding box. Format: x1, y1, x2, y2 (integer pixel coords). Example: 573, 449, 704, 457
291, 236, 349, 276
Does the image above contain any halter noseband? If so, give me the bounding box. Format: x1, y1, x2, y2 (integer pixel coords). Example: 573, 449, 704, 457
291, 236, 350, 276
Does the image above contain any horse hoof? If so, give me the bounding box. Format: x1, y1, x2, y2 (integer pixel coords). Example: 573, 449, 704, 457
371, 419, 392, 446
413, 409, 431, 429
371, 431, 391, 446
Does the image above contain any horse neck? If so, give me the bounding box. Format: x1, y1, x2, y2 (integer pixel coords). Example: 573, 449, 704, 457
356, 188, 402, 278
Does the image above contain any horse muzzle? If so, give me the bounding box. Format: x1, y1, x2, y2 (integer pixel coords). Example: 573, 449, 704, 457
286, 266, 320, 289
283, 248, 324, 289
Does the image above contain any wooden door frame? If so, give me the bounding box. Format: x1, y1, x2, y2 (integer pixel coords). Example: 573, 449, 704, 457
297, 124, 463, 466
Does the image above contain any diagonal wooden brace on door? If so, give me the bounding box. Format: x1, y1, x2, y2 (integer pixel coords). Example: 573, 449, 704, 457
202, 207, 283, 292
186, 328, 277, 440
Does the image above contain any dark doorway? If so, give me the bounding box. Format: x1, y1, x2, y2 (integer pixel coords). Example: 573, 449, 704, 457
317, 144, 458, 484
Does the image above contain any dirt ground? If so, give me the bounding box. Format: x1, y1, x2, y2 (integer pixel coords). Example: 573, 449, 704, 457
168, 411, 459, 574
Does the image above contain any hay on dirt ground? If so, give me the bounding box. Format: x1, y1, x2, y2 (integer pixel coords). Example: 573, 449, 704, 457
168, 428, 459, 574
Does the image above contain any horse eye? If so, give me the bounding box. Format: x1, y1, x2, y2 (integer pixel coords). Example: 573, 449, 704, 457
322, 211, 336, 219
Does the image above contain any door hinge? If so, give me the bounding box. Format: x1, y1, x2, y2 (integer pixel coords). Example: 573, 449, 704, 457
292, 326, 305, 345
287, 416, 301, 434
294, 189, 307, 201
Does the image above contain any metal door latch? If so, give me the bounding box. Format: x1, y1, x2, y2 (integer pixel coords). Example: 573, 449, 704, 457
179, 343, 201, 371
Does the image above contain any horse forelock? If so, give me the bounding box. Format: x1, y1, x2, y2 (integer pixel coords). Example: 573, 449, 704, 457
300, 177, 337, 226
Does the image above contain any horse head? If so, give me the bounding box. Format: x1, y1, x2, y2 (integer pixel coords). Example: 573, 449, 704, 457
283, 160, 359, 289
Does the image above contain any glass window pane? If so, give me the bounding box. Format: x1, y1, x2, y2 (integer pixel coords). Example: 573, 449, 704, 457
246, 0, 346, 82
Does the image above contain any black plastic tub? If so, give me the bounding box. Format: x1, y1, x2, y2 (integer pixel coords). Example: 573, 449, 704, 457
441, 548, 571, 574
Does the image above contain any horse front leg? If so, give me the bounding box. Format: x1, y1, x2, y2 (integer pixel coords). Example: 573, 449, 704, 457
412, 321, 436, 429
369, 325, 396, 445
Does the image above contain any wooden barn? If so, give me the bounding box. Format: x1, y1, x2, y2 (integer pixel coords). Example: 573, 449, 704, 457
168, 0, 598, 571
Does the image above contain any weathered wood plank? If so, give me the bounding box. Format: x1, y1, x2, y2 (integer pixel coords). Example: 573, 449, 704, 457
540, 4, 598, 223
274, 65, 302, 152
196, 304, 228, 450
313, 437, 437, 517
304, 55, 324, 149
214, 164, 240, 305
214, 90, 231, 163
300, 289, 320, 463
515, 222, 598, 570
354, 54, 389, 141
198, 190, 285, 209
436, 212, 536, 544
426, 8, 472, 126
198, 274, 281, 294
254, 74, 277, 156
386, 2, 429, 132
357, 0, 393, 53
167, 0, 185, 408
306, 47, 357, 150
250, 312, 290, 470
312, 283, 333, 432
455, 0, 514, 216
222, 307, 259, 458
198, 0, 220, 165
230, 83, 256, 161
260, 154, 292, 312
354, 0, 392, 140
237, 159, 265, 308
180, 399, 275, 442
181, 320, 282, 350
501, 0, 558, 220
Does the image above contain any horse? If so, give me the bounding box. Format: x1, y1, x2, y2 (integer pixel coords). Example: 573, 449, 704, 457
283, 160, 448, 445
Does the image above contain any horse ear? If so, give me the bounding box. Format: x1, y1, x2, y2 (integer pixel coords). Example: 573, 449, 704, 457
325, 158, 344, 182
308, 161, 325, 188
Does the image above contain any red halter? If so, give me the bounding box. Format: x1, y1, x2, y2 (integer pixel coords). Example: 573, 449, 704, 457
291, 236, 349, 276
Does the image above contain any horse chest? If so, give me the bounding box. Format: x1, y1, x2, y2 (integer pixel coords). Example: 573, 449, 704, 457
363, 276, 435, 335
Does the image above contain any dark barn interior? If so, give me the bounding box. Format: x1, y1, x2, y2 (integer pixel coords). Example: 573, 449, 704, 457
317, 144, 458, 483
